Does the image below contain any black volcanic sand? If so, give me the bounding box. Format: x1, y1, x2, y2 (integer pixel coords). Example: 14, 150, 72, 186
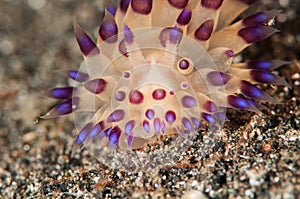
0, 0, 299, 198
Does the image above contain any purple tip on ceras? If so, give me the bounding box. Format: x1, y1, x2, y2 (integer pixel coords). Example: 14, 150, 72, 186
165, 110, 176, 124
240, 80, 277, 103
124, 25, 134, 44
249, 70, 276, 84
74, 23, 99, 56
44, 97, 80, 118
159, 27, 183, 47
84, 78, 107, 94
152, 89, 166, 100
201, 113, 216, 124
170, 27, 183, 45
206, 71, 231, 86
67, 70, 89, 82
240, 80, 263, 99
89, 121, 105, 139
145, 109, 155, 120
168, 0, 189, 9
153, 118, 161, 133
181, 117, 193, 131
46, 87, 74, 99
109, 126, 122, 147
99, 18, 118, 43
129, 90, 144, 104
191, 117, 201, 128
131, 0, 152, 15
75, 122, 93, 145
107, 109, 125, 123
250, 69, 290, 88
238, 26, 278, 44
194, 19, 214, 41
120, 0, 130, 12
227, 95, 250, 109
226, 50, 234, 57
201, 0, 224, 10
177, 9, 192, 26
106, 6, 117, 16
181, 95, 197, 108
125, 120, 135, 147
115, 91, 126, 101
247, 60, 289, 70
143, 120, 150, 133
243, 10, 281, 26
125, 120, 135, 134
203, 101, 218, 112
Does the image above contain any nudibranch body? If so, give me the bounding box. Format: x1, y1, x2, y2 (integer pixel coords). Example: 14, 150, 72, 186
42, 0, 289, 170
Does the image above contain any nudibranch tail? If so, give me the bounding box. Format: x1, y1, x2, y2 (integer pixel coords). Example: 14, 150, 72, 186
43, 0, 289, 171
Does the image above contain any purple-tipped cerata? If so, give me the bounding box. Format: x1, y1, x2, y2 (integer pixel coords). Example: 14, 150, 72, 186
46, 87, 74, 99
129, 90, 144, 104
145, 109, 155, 120
169, 27, 182, 45
159, 27, 183, 47
226, 50, 234, 57
168, 0, 189, 9
182, 117, 193, 131
153, 118, 161, 133
115, 91, 126, 101
203, 101, 218, 113
227, 95, 250, 109
120, 0, 130, 12
84, 78, 107, 94
181, 95, 197, 108
240, 80, 263, 98
124, 25, 134, 44
131, 0, 153, 15
89, 121, 105, 139
206, 71, 231, 86
243, 10, 280, 26
201, 0, 224, 10
165, 110, 176, 124
143, 120, 150, 133
75, 122, 93, 145
124, 120, 135, 135
152, 89, 166, 100
195, 19, 214, 41
74, 24, 99, 56
68, 70, 89, 82
201, 113, 216, 124
43, 0, 288, 170
238, 26, 278, 43
107, 109, 125, 123
177, 9, 192, 25
247, 60, 289, 70
106, 6, 117, 16
109, 126, 122, 146
250, 70, 276, 84
47, 97, 79, 117
99, 19, 118, 43
191, 117, 201, 128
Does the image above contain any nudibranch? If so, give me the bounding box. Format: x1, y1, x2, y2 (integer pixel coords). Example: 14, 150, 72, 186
42, 0, 289, 170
